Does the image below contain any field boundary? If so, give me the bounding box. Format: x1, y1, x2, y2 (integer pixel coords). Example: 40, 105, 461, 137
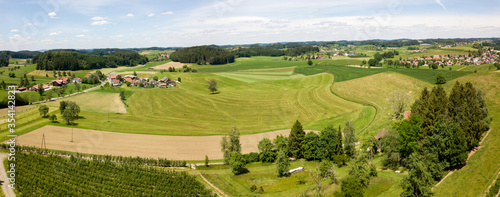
199, 173, 229, 197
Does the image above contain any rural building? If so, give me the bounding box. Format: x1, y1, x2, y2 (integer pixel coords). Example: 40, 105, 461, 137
57, 77, 70, 84
29, 84, 51, 92
16, 87, 27, 92
72, 78, 82, 83
404, 111, 412, 120
159, 83, 167, 88
51, 79, 67, 86
112, 79, 122, 87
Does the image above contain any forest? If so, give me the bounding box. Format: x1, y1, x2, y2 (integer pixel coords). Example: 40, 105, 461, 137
170, 46, 235, 65
233, 46, 319, 57
33, 50, 148, 70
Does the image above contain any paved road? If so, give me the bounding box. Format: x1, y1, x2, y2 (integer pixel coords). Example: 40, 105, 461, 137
32, 81, 106, 105
0, 153, 15, 197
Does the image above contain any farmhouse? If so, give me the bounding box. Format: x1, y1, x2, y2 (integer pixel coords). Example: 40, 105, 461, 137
57, 77, 70, 84
112, 79, 122, 87
51, 79, 67, 86
72, 77, 82, 83
29, 84, 51, 92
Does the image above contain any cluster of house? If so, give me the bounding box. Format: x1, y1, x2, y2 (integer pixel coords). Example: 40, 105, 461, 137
107, 74, 178, 88
399, 52, 499, 66
16, 77, 82, 92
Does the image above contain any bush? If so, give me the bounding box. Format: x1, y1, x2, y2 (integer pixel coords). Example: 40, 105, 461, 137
296, 175, 307, 185
436, 73, 446, 84
332, 154, 347, 167
250, 184, 257, 192
243, 152, 260, 163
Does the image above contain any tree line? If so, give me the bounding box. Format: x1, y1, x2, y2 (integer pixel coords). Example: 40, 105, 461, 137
233, 46, 320, 57
379, 81, 491, 196
170, 46, 235, 65
33, 50, 148, 70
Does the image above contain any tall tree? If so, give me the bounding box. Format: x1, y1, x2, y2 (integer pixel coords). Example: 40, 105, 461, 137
230, 152, 246, 175
62, 101, 80, 125
258, 138, 275, 162
276, 149, 290, 177
38, 105, 49, 117
302, 132, 320, 161
220, 127, 241, 164
343, 121, 357, 158
288, 120, 305, 158
318, 125, 338, 160
207, 79, 218, 94
400, 153, 435, 197
273, 134, 288, 156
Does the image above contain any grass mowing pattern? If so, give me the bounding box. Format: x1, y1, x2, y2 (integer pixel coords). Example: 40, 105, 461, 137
61, 72, 364, 136
12, 152, 214, 196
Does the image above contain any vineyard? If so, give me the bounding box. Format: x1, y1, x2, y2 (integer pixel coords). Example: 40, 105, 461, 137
12, 152, 215, 196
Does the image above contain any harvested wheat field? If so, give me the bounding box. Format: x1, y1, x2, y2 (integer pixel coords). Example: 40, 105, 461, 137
17, 125, 316, 160
151, 61, 189, 70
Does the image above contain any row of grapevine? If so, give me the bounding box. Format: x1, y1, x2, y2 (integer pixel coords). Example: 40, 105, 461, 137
12, 152, 215, 196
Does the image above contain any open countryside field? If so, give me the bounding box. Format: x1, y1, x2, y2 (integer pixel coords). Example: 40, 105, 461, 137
16, 125, 318, 160
52, 72, 367, 136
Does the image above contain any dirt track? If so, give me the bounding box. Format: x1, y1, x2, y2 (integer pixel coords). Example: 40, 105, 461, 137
16, 125, 317, 160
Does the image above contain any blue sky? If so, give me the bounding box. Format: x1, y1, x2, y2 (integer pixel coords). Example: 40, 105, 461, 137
1, 0, 499, 51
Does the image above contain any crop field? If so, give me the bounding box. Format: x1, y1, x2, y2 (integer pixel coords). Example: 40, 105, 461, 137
10, 152, 214, 196
16, 125, 317, 160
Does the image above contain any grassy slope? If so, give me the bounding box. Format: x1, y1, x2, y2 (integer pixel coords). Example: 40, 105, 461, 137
331, 72, 433, 137
433, 73, 500, 196
0, 64, 52, 85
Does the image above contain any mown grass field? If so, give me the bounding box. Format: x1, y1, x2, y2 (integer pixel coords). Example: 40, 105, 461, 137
331, 72, 433, 138
59, 72, 366, 136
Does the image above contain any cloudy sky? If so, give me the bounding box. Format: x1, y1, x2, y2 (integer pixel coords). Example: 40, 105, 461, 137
1, 0, 499, 51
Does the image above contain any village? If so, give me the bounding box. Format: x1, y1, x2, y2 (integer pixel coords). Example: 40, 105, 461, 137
399, 51, 499, 67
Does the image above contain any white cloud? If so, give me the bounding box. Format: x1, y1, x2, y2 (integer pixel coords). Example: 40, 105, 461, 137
110, 35, 124, 39
91, 20, 110, 25
49, 32, 60, 36
75, 34, 86, 38
126, 13, 134, 17
91, 16, 106, 20
48, 12, 58, 19
161, 11, 174, 15
148, 13, 155, 17
10, 29, 19, 32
